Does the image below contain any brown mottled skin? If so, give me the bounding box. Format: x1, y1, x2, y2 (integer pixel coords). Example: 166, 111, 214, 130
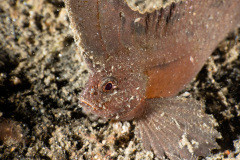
65, 0, 240, 159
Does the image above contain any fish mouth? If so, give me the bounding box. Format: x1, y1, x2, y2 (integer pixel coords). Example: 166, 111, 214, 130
79, 99, 97, 111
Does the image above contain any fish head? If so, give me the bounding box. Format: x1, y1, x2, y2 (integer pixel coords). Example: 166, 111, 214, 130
80, 62, 147, 121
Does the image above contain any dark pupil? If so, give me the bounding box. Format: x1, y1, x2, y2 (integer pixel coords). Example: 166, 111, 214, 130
105, 83, 112, 90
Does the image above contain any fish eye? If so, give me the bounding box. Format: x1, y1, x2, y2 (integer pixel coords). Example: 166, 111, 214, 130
105, 82, 113, 90
98, 77, 118, 93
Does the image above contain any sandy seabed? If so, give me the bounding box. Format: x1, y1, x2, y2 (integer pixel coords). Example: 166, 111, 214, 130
0, 0, 240, 159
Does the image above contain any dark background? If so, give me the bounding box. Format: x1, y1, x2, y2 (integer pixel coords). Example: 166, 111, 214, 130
0, 0, 239, 159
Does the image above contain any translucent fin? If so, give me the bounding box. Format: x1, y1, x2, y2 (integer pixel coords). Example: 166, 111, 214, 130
135, 98, 220, 160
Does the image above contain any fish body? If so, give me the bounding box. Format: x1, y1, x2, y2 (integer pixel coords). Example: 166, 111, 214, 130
65, 0, 240, 159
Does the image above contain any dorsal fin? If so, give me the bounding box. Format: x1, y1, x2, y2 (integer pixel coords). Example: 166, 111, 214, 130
65, 0, 240, 73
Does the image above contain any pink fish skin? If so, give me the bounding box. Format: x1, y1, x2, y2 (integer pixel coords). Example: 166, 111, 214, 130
65, 0, 240, 159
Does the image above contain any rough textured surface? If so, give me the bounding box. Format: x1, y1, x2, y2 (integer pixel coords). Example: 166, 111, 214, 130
65, 0, 239, 158
65, 0, 240, 120
0, 0, 240, 159
125, 0, 183, 14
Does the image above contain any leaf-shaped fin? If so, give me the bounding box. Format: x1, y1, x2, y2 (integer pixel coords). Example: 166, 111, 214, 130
65, 0, 240, 66
135, 98, 220, 160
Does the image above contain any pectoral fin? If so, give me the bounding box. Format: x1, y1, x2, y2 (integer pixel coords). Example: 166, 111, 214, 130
135, 98, 220, 160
